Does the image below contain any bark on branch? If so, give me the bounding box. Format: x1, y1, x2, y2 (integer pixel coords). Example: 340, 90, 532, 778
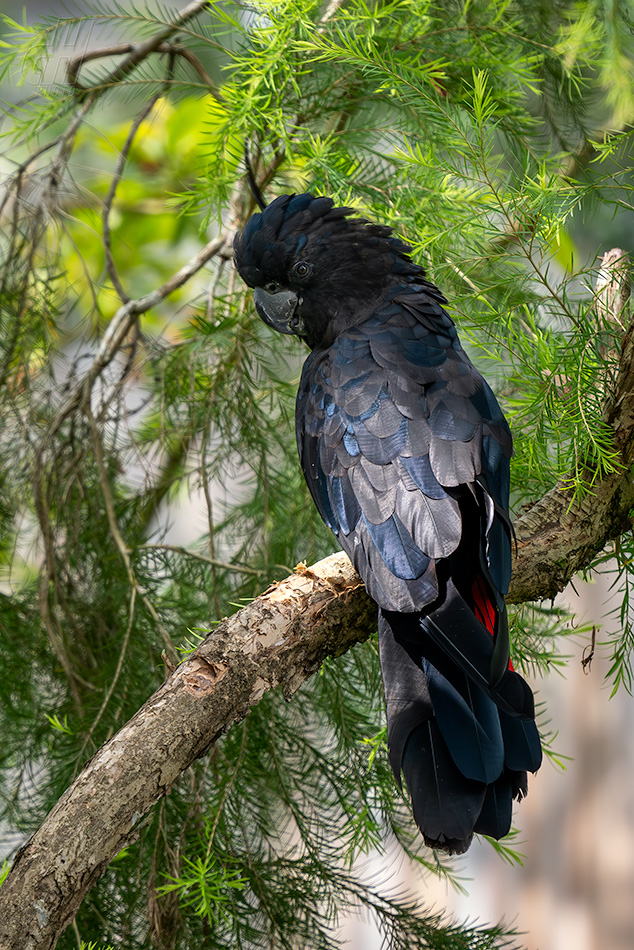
510, 248, 634, 602
1, 253, 632, 947
0, 558, 376, 950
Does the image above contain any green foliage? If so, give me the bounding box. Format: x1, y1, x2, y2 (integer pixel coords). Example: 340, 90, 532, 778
594, 532, 634, 695
2, 0, 634, 946
157, 855, 247, 924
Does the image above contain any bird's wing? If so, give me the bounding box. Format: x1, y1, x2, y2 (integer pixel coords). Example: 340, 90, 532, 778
295, 283, 539, 854
296, 293, 513, 615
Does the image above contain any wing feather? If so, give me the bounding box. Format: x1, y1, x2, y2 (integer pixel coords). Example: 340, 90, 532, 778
296, 303, 512, 616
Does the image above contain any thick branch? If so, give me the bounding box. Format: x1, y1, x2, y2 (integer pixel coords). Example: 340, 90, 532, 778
510, 471, 634, 602
0, 556, 376, 950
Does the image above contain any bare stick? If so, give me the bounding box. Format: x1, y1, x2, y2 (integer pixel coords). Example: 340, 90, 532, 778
102, 87, 169, 303
67, 39, 224, 101
137, 543, 266, 576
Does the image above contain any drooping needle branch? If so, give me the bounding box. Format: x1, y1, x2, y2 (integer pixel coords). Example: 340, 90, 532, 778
0, 251, 632, 948
510, 249, 634, 603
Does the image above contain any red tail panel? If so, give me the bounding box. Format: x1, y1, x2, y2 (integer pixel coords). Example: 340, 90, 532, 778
472, 576, 495, 634
472, 576, 514, 671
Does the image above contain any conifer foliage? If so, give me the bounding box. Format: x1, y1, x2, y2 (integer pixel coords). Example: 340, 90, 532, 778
1, 1, 634, 947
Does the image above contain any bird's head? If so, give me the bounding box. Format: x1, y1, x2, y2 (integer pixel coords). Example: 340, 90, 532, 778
234, 193, 421, 349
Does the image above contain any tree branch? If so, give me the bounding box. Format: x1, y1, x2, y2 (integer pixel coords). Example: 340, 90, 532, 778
0, 556, 376, 950
66, 0, 214, 93
510, 247, 634, 602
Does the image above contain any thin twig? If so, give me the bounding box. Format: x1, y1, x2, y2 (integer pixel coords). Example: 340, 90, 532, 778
42, 234, 225, 448
67, 39, 224, 101
165, 43, 224, 101
66, 0, 213, 94
86, 404, 179, 665
77, 587, 137, 765
200, 437, 223, 616
319, 0, 349, 27
206, 257, 226, 319
67, 44, 135, 88
138, 591, 179, 665
137, 543, 265, 576
86, 407, 134, 579
102, 88, 168, 303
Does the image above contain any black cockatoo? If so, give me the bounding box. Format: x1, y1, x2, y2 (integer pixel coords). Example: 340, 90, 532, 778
234, 191, 541, 853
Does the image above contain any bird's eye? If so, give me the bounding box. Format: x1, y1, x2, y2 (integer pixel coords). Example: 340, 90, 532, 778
291, 260, 313, 281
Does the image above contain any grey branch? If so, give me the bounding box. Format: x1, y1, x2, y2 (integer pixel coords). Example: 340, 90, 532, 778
66, 0, 214, 92
1, 253, 633, 946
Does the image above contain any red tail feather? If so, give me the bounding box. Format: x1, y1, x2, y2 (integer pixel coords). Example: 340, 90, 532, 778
472, 576, 514, 670
472, 576, 495, 634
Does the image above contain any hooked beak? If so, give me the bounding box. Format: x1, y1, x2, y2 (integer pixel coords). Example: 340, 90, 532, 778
253, 287, 302, 335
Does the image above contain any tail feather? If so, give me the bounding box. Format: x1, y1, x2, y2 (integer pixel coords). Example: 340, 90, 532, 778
420, 579, 535, 719
379, 608, 540, 852
378, 615, 433, 782
425, 660, 504, 784
402, 720, 486, 854
473, 772, 515, 839
500, 712, 543, 773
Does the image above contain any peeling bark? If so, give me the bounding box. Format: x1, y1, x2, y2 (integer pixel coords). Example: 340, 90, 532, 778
0, 557, 375, 950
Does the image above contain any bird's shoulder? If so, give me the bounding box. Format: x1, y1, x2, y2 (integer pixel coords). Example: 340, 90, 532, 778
294, 288, 512, 611
298, 286, 512, 469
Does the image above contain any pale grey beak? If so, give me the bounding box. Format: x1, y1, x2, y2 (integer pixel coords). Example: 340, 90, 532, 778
253, 287, 300, 335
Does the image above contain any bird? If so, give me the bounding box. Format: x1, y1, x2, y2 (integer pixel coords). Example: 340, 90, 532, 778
234, 190, 542, 853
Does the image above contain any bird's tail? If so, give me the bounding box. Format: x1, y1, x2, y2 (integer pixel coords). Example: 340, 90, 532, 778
378, 598, 541, 853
